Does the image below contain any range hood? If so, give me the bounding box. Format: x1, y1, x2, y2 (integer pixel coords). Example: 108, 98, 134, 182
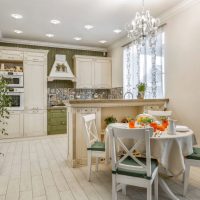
48, 54, 76, 82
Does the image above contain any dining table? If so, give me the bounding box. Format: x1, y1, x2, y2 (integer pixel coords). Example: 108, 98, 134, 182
105, 123, 195, 200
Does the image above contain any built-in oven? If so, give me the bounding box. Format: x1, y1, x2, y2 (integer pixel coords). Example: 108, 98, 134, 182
0, 71, 24, 88
7, 88, 24, 111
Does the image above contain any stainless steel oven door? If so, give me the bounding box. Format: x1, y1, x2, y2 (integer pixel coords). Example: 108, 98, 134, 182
0, 72, 24, 87
7, 88, 24, 111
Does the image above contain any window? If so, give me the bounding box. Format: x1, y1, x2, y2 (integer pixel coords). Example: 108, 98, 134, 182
123, 31, 165, 99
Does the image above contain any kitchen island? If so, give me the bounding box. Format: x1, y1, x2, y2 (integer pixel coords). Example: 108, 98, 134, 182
66, 98, 169, 167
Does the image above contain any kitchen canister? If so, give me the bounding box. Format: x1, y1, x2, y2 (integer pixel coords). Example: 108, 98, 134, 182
168, 119, 176, 135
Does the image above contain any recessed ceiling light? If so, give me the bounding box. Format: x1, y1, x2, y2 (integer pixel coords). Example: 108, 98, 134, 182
99, 40, 107, 44
14, 30, 23, 34
50, 19, 61, 24
74, 37, 82, 41
84, 25, 94, 30
46, 33, 54, 38
113, 29, 122, 34
11, 13, 23, 19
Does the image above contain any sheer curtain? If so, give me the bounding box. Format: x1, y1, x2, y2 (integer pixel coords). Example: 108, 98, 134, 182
123, 31, 165, 99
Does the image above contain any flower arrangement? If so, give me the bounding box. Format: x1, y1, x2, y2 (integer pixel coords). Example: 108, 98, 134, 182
137, 114, 169, 131
136, 114, 154, 126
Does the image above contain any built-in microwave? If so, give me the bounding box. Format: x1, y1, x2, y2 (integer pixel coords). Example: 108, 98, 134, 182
0, 71, 24, 88
7, 88, 24, 111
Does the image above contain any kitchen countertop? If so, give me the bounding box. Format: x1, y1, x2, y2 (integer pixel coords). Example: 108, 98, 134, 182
65, 98, 169, 108
47, 106, 67, 110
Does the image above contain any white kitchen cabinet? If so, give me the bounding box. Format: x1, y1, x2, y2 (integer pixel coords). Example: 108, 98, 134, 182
94, 58, 112, 88
1, 111, 24, 139
23, 50, 48, 137
0, 50, 23, 60
24, 52, 45, 62
0, 47, 48, 139
73, 55, 112, 89
23, 51, 47, 110
24, 61, 46, 110
24, 110, 47, 137
74, 57, 93, 88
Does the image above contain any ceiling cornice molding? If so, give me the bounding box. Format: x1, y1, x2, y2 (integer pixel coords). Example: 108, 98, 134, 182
160, 0, 200, 22
0, 37, 108, 52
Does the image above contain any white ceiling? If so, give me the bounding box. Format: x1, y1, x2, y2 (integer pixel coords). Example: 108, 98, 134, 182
0, 0, 183, 48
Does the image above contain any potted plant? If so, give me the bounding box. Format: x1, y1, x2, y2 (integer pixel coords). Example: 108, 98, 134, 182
0, 77, 11, 136
104, 116, 117, 126
136, 82, 147, 99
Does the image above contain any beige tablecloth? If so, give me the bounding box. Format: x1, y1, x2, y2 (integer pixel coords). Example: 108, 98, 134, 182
105, 123, 194, 176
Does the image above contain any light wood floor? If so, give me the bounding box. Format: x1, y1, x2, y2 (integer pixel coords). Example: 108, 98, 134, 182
0, 135, 200, 200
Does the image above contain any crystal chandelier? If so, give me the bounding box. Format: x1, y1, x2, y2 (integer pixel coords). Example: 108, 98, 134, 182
125, 0, 160, 45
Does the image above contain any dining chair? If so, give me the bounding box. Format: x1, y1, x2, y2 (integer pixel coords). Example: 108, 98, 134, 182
111, 126, 158, 200
183, 147, 200, 196
147, 110, 172, 117
82, 114, 106, 181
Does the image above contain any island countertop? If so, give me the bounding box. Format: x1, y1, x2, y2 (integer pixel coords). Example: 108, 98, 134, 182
66, 98, 169, 108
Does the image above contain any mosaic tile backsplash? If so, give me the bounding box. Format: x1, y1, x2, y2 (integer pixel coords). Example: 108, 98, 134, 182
48, 87, 123, 106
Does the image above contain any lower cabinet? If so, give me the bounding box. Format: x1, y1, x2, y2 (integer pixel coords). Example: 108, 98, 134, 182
24, 110, 47, 137
47, 108, 67, 135
2, 111, 24, 139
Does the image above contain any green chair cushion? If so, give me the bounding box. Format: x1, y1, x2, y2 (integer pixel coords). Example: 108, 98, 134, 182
112, 156, 158, 180
87, 141, 105, 152
186, 147, 200, 160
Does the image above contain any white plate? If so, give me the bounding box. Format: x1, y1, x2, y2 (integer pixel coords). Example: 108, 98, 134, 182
176, 125, 189, 132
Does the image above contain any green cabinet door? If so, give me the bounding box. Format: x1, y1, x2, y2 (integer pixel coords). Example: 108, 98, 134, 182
47, 108, 67, 135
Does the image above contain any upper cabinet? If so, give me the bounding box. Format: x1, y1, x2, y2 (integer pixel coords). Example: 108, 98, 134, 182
24, 61, 45, 110
73, 55, 112, 89
74, 57, 93, 88
24, 52, 47, 110
24, 52, 45, 62
0, 50, 23, 61
94, 58, 112, 89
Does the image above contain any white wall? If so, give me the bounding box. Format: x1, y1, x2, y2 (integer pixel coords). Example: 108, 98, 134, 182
108, 37, 130, 88
108, 1, 200, 143
165, 2, 200, 143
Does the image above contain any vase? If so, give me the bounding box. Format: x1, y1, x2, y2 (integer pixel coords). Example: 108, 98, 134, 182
137, 91, 145, 99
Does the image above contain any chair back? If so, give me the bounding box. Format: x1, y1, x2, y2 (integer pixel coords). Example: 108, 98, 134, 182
82, 114, 99, 148
147, 110, 172, 117
111, 127, 153, 177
